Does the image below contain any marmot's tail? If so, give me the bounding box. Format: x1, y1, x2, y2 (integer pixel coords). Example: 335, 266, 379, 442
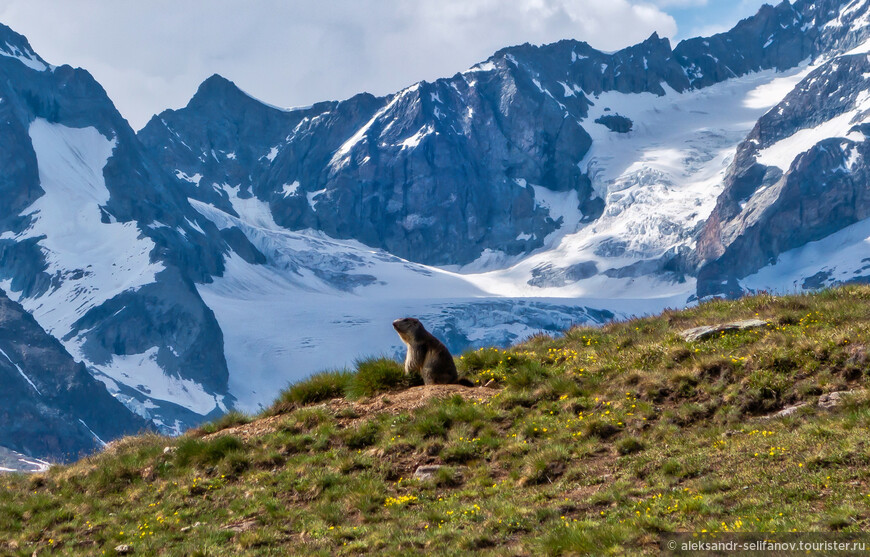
455, 378, 475, 387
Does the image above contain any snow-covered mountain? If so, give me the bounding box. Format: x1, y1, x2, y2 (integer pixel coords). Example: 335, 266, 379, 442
4, 0, 870, 458
0, 22, 233, 435
696, 36, 870, 296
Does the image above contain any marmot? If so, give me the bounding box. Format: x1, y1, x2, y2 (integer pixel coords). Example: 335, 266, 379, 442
392, 317, 472, 386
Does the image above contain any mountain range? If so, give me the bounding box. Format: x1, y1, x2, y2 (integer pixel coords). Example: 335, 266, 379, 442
2, 0, 870, 465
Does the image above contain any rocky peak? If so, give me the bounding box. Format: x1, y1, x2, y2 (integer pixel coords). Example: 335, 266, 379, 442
490, 31, 686, 98
0, 22, 49, 72
804, 0, 870, 54
0, 28, 235, 434
185, 73, 286, 117
673, 1, 812, 89
137, 0, 870, 273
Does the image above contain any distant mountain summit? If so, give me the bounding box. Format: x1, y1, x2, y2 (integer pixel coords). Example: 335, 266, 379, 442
0, 22, 49, 72
3, 0, 870, 461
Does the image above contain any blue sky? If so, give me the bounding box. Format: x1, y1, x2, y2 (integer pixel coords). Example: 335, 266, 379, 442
668, 0, 770, 40
0, 0, 777, 129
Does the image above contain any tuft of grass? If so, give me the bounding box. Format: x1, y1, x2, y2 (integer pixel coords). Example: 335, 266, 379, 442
616, 436, 646, 455
342, 420, 382, 449
440, 424, 488, 463
196, 410, 253, 435
345, 357, 406, 399
175, 436, 245, 467
520, 446, 570, 485
458, 347, 504, 374
584, 418, 620, 439
504, 359, 551, 389
537, 523, 635, 556
276, 369, 353, 408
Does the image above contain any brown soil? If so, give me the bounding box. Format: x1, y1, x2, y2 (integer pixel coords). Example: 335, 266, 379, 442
205, 384, 500, 443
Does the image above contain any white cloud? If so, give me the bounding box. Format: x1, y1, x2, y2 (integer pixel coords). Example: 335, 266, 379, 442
649, 0, 708, 7
0, 0, 679, 129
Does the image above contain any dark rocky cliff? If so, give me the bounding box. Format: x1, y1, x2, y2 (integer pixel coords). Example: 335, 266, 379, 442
0, 288, 150, 462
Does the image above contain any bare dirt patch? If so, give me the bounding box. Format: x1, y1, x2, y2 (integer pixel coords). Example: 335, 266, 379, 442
206, 385, 500, 442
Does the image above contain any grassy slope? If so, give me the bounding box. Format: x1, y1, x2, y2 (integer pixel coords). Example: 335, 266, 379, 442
3, 286, 870, 555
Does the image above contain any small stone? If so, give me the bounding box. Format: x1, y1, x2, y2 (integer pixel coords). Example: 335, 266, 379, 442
767, 403, 809, 419
140, 466, 155, 481
114, 545, 132, 555
221, 517, 258, 532
163, 446, 176, 455
846, 344, 868, 365
413, 465, 444, 480
679, 319, 768, 342
180, 522, 202, 533
818, 391, 854, 409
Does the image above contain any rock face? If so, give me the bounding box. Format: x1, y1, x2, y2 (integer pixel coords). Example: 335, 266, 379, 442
695, 51, 870, 297
139, 71, 599, 267
673, 1, 814, 89
0, 288, 149, 462
0, 446, 49, 472
594, 114, 632, 133
689, 0, 870, 297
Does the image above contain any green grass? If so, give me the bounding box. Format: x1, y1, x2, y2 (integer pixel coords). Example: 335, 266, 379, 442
195, 410, 252, 435
175, 436, 245, 467
268, 369, 352, 412
345, 357, 407, 399
4, 286, 870, 555
269, 357, 413, 415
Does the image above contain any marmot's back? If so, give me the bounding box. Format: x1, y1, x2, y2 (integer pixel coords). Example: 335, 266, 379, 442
392, 317, 459, 385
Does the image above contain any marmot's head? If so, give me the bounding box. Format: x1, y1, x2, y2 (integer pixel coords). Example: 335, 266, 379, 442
392, 317, 423, 342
